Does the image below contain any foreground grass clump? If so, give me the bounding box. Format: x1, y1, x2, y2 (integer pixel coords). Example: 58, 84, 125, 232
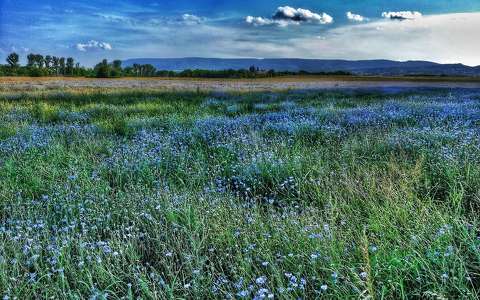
0, 88, 480, 299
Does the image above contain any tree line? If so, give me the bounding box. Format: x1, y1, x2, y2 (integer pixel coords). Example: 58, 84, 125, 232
94, 62, 352, 78
2, 52, 89, 76
2, 52, 352, 78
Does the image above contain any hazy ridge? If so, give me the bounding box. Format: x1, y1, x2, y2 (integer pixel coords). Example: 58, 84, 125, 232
123, 58, 480, 76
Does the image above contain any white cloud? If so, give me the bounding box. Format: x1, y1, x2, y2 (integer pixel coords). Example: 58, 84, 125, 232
288, 12, 480, 66
346, 12, 366, 22
246, 6, 333, 27
246, 16, 274, 26
182, 14, 204, 24
76, 40, 112, 52
273, 6, 333, 24
94, 13, 133, 23
382, 11, 422, 20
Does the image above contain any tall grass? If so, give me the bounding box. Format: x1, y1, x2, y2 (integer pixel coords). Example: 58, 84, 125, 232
0, 88, 479, 299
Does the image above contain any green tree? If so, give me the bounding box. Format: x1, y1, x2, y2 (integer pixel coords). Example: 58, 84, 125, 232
52, 56, 59, 75
110, 60, 122, 77
143, 64, 156, 76
6, 52, 19, 68
59, 57, 65, 75
94, 59, 110, 78
27, 53, 36, 67
133, 64, 140, 76
112, 60, 122, 70
66, 57, 74, 75
74, 62, 80, 76
123, 66, 134, 76
45, 55, 52, 68
45, 55, 53, 75
34, 54, 44, 68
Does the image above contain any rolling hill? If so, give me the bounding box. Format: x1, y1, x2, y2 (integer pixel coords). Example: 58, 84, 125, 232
123, 58, 480, 77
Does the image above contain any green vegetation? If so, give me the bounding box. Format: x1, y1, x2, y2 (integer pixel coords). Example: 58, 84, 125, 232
1, 52, 137, 77
1, 52, 352, 78
0, 88, 479, 298
156, 68, 352, 79
2, 52, 89, 77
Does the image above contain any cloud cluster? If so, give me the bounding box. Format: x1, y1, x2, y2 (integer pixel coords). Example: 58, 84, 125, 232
288, 12, 480, 66
382, 11, 422, 20
346, 12, 366, 22
76, 40, 112, 52
246, 6, 333, 27
273, 6, 333, 24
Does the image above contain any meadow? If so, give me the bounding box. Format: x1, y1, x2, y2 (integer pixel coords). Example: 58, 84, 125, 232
0, 87, 479, 299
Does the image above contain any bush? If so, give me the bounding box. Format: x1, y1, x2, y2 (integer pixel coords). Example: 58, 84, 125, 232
28, 67, 48, 77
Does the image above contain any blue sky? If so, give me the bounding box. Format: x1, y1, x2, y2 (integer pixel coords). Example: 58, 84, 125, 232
1, 0, 480, 66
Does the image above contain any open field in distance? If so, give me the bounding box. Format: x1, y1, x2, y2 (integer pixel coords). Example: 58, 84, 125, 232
2, 76, 480, 92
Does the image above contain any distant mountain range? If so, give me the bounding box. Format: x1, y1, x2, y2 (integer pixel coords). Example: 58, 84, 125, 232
123, 58, 480, 77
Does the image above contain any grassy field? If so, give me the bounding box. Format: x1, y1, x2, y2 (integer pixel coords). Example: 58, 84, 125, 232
2, 76, 480, 92
0, 87, 480, 299
3, 75, 480, 82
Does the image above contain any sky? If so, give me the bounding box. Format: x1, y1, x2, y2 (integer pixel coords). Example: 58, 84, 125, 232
1, 0, 480, 66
